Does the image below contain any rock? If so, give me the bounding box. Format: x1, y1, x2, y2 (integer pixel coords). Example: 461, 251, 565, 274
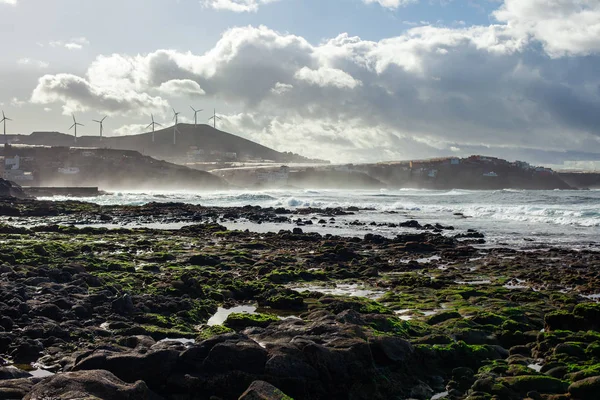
499, 375, 569, 395
427, 311, 462, 325
204, 341, 268, 374
0, 377, 37, 399
0, 179, 28, 199
111, 293, 134, 315
24, 369, 163, 400
238, 380, 292, 400
410, 382, 434, 400
569, 376, 600, 399
0, 366, 31, 380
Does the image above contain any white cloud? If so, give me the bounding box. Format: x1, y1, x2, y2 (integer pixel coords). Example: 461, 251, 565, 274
202, 0, 279, 12
270, 82, 293, 95
31, 73, 169, 116
17, 58, 49, 69
493, 0, 600, 57
10, 97, 26, 107
0, 0, 17, 5
114, 123, 153, 136
158, 79, 206, 97
363, 0, 418, 10
294, 67, 362, 89
49, 37, 90, 51
43, 107, 52, 112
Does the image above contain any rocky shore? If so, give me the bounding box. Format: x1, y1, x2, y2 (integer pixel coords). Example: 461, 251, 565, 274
0, 199, 598, 399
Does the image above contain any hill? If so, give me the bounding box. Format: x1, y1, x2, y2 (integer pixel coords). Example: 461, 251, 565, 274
5, 124, 325, 164
0, 145, 227, 191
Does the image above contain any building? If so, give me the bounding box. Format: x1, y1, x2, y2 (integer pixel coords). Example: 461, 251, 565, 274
256, 166, 290, 185
483, 172, 498, 177
58, 167, 80, 175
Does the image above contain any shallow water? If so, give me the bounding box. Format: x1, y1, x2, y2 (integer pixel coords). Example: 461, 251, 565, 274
290, 283, 385, 300
207, 305, 258, 326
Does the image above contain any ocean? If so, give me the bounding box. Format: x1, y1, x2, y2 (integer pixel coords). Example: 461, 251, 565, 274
39, 188, 600, 250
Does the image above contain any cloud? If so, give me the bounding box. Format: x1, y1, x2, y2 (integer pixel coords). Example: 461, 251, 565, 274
202, 0, 279, 12
158, 79, 206, 97
270, 82, 293, 95
49, 37, 90, 51
294, 67, 362, 89
27, 12, 600, 163
31, 73, 169, 116
10, 97, 26, 107
17, 58, 49, 69
362, 0, 418, 10
0, 0, 17, 5
493, 0, 600, 57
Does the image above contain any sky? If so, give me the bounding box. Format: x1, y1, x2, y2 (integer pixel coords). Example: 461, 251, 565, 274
1, 0, 600, 167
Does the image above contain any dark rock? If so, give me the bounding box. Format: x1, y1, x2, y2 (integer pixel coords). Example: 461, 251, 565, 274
569, 376, 600, 400
204, 341, 268, 374
0, 366, 31, 380
24, 369, 162, 400
0, 377, 37, 399
238, 380, 292, 400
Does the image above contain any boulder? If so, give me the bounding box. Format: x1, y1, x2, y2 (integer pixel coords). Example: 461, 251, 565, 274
238, 380, 292, 400
568, 376, 600, 400
24, 369, 162, 400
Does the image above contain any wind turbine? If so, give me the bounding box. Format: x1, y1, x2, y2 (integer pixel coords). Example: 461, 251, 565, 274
147, 114, 163, 143
92, 116, 107, 140
190, 106, 203, 127
208, 108, 222, 129
69, 114, 84, 143
172, 108, 180, 145
1, 111, 12, 144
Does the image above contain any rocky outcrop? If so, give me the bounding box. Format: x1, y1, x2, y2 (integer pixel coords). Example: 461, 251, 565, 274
0, 179, 27, 199
24, 370, 162, 400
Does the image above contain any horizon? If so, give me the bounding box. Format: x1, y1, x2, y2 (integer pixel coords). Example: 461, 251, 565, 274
1, 0, 600, 169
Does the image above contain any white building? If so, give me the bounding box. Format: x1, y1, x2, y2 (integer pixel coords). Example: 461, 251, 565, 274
58, 167, 80, 175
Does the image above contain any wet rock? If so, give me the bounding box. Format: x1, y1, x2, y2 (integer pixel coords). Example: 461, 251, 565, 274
238, 380, 293, 400
111, 294, 134, 315
24, 369, 162, 400
204, 341, 268, 374
0, 377, 37, 399
568, 376, 600, 399
0, 366, 31, 380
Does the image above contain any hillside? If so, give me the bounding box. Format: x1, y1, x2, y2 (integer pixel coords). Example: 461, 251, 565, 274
6, 124, 325, 164
0, 145, 227, 191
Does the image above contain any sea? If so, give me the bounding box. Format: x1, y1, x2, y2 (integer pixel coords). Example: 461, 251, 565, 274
38, 188, 600, 250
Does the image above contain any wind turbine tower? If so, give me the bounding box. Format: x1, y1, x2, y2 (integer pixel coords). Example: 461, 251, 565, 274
147, 114, 163, 143
208, 108, 222, 129
190, 106, 203, 128
172, 108, 180, 145
92, 116, 107, 140
69, 114, 84, 144
1, 111, 12, 145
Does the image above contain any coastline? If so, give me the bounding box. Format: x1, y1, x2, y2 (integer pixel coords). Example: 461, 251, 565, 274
0, 199, 599, 399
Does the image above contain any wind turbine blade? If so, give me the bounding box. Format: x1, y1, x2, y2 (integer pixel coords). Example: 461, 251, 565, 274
69, 124, 76, 130
156, 122, 163, 127
101, 116, 107, 122
190, 106, 196, 112
72, 114, 76, 123
93, 120, 100, 123
146, 123, 152, 129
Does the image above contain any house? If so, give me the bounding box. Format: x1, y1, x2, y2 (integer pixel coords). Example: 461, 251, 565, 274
428, 169, 438, 178
483, 172, 498, 177
450, 158, 460, 165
